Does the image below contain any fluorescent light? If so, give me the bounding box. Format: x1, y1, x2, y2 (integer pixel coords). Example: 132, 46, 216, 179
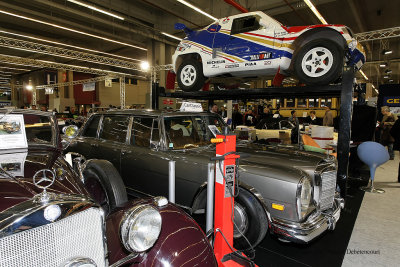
380, 63, 387, 67
161, 32, 182, 41
67, 0, 124, 20
0, 9, 146, 51
140, 61, 150, 71
359, 70, 368, 80
372, 84, 375, 89
389, 79, 394, 82
384, 75, 389, 79
374, 88, 379, 94
303, 0, 328, 24
176, 0, 217, 21
0, 30, 143, 62
383, 49, 393, 55
26, 85, 33, 90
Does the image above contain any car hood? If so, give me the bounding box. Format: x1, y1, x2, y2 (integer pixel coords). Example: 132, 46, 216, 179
0, 148, 86, 213
170, 143, 318, 183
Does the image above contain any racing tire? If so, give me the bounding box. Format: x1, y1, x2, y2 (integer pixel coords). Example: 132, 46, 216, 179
83, 160, 128, 215
293, 39, 344, 85
233, 189, 268, 251
177, 58, 206, 92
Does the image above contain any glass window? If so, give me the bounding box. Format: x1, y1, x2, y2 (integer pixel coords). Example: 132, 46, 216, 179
82, 115, 101, 138
321, 98, 332, 108
308, 98, 318, 108
164, 115, 225, 150
131, 117, 154, 147
99, 115, 130, 143
297, 98, 307, 108
286, 98, 295, 108
231, 16, 260, 35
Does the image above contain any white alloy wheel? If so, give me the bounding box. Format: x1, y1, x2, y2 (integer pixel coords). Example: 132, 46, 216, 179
301, 47, 334, 78
180, 65, 197, 86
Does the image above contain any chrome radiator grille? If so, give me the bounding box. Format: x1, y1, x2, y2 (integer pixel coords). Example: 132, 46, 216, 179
0, 207, 106, 267
319, 170, 336, 210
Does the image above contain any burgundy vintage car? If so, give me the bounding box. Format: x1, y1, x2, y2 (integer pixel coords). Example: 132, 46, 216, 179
0, 109, 217, 267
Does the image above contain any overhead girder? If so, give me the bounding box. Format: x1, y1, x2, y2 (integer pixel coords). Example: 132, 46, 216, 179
355, 27, 400, 42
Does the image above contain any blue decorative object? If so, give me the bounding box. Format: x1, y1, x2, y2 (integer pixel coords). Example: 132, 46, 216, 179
357, 141, 389, 193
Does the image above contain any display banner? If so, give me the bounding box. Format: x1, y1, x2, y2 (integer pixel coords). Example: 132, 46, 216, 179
83, 82, 96, 91
383, 96, 400, 107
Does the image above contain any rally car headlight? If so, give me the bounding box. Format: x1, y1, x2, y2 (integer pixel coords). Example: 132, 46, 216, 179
296, 176, 314, 220
120, 205, 162, 253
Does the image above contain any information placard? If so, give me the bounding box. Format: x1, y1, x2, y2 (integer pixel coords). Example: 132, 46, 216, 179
0, 114, 28, 150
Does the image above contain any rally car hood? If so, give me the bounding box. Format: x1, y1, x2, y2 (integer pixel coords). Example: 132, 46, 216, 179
0, 148, 85, 213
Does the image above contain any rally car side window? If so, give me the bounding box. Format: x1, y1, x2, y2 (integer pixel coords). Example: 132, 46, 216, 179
231, 15, 261, 35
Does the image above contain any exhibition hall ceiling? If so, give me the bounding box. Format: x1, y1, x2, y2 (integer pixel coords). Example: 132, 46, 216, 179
0, 0, 398, 86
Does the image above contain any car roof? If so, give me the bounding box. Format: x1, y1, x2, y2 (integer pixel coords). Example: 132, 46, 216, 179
98, 109, 213, 117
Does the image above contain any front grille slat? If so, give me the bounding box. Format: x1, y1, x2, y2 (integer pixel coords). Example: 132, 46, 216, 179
0, 207, 105, 267
320, 170, 336, 210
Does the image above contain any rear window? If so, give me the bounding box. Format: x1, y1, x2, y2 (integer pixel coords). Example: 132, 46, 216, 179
131, 117, 154, 147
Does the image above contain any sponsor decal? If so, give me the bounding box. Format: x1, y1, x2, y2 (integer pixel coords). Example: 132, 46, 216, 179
264, 61, 272, 65
250, 53, 272, 60
207, 60, 226, 64
245, 62, 256, 66
225, 63, 239, 68
211, 65, 219, 68
222, 17, 230, 24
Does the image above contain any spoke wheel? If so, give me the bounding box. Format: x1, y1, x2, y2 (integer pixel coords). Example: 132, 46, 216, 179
177, 58, 206, 92
301, 47, 333, 78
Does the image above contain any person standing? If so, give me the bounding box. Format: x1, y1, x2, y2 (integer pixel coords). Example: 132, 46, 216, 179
305, 110, 319, 125
232, 107, 243, 129
390, 118, 400, 182
211, 104, 218, 114
289, 110, 299, 144
245, 109, 256, 126
219, 106, 227, 118
379, 106, 397, 160
323, 106, 333, 126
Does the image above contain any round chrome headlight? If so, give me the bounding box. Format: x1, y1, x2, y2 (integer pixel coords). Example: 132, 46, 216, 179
120, 205, 162, 253
297, 176, 314, 220
62, 125, 79, 139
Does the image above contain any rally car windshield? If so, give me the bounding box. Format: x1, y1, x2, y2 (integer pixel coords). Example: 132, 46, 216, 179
164, 114, 226, 150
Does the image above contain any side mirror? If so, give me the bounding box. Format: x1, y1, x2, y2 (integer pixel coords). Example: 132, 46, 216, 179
62, 125, 79, 139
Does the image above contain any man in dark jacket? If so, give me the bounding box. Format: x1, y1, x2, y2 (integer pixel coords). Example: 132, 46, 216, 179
379, 106, 397, 160
390, 118, 400, 182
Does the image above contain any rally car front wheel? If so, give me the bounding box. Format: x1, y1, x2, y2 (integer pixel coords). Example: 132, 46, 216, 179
177, 59, 206, 92
294, 39, 344, 85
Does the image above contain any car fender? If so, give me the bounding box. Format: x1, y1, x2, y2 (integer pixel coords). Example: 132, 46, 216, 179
173, 51, 206, 74
289, 27, 347, 71
190, 180, 272, 223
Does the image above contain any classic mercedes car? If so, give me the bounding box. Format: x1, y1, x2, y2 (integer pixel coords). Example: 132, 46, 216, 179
172, 11, 365, 91
0, 109, 217, 267
65, 109, 344, 249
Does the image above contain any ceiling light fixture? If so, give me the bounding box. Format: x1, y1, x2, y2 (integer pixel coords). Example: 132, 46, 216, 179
161, 32, 183, 41
303, 0, 328, 24
0, 30, 144, 62
359, 70, 368, 80
382, 49, 393, 55
67, 0, 124, 20
384, 75, 389, 79
385, 69, 392, 74
0, 9, 146, 51
140, 61, 150, 71
389, 79, 394, 82
176, 0, 217, 21
379, 63, 387, 68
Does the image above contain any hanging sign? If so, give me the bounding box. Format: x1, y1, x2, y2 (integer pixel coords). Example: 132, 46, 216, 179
83, 82, 95, 92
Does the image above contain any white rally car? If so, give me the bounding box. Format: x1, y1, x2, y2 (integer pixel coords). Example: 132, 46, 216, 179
172, 11, 365, 91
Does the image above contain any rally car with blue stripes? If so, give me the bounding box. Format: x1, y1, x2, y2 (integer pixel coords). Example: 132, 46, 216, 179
172, 11, 365, 91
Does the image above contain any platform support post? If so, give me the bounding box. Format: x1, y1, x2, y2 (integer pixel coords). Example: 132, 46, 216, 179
337, 67, 355, 198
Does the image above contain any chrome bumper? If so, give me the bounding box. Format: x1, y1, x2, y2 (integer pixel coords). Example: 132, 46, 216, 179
270, 197, 344, 243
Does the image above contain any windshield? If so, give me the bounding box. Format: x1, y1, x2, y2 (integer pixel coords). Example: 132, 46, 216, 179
164, 114, 226, 149
0, 111, 56, 149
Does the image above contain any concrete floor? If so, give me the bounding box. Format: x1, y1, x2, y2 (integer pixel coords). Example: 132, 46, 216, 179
342, 152, 400, 267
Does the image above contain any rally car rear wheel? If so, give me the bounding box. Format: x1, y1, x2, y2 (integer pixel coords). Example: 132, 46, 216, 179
177, 59, 206, 92
294, 39, 344, 85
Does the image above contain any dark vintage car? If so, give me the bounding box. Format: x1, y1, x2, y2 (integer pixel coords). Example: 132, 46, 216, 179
65, 109, 344, 249
0, 109, 217, 267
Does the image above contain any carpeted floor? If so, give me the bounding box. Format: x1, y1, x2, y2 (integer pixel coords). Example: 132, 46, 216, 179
254, 178, 367, 267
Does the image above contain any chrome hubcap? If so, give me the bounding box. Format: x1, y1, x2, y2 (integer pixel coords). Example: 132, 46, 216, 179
233, 202, 249, 238
180, 65, 197, 86
301, 47, 334, 78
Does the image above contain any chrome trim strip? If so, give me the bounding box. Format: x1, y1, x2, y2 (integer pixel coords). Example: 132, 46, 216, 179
109, 253, 139, 267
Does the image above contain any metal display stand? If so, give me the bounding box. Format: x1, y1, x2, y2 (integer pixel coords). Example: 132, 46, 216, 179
154, 69, 356, 197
